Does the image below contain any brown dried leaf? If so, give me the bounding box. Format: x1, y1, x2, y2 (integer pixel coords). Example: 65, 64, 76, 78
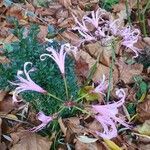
10, 131, 52, 150
58, 118, 67, 137
85, 42, 112, 67
38, 25, 48, 42
79, 46, 119, 84
0, 94, 15, 113
56, 8, 69, 20
0, 56, 10, 64
138, 144, 150, 150
0, 91, 7, 102
75, 57, 89, 83
0, 118, 7, 150
60, 31, 81, 46
6, 5, 23, 21
137, 99, 150, 123
59, 0, 72, 8
117, 59, 143, 84
143, 37, 150, 46
75, 140, 106, 150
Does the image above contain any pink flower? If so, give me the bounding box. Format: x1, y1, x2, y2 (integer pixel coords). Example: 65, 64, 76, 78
93, 75, 108, 95
40, 44, 67, 75
63, 43, 78, 58
10, 62, 47, 103
72, 14, 89, 32
83, 9, 103, 28
92, 89, 129, 139
119, 26, 141, 58
30, 112, 52, 132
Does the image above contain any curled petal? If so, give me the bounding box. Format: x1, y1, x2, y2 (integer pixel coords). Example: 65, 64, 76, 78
92, 89, 129, 139
40, 44, 67, 75
30, 112, 52, 132
10, 62, 46, 103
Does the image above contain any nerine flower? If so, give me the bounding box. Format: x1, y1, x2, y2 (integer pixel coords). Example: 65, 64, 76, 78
93, 75, 108, 95
92, 89, 129, 139
119, 26, 141, 58
83, 9, 102, 28
72, 8, 114, 45
30, 112, 52, 132
63, 43, 78, 58
40, 44, 67, 75
10, 62, 46, 103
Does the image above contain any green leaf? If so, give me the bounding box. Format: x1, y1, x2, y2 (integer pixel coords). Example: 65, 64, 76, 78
77, 135, 98, 143
3, 43, 14, 52
137, 120, 150, 136
79, 86, 99, 101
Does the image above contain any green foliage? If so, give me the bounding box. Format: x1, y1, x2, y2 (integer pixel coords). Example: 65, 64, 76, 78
126, 103, 136, 117
0, 20, 79, 116
134, 76, 148, 101
100, 0, 119, 11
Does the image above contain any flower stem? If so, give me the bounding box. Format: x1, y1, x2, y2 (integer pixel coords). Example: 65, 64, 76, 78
74, 106, 91, 115
63, 75, 69, 100
106, 41, 116, 102
75, 93, 89, 102
125, 0, 131, 26
140, 0, 150, 37
47, 93, 63, 102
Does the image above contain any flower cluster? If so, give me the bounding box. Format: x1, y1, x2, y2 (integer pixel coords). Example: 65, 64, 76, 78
72, 9, 114, 45
73, 8, 141, 58
10, 38, 129, 140
119, 26, 141, 58
92, 89, 129, 139
40, 43, 78, 75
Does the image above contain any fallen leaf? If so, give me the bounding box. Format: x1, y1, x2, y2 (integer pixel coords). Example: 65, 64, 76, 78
75, 140, 106, 150
58, 118, 67, 136
75, 57, 89, 84
85, 42, 112, 67
143, 37, 150, 46
38, 25, 48, 42
137, 99, 150, 122
137, 120, 150, 136
59, 0, 72, 8
77, 135, 98, 143
0, 91, 7, 102
0, 118, 7, 150
103, 139, 122, 150
117, 59, 143, 84
10, 131, 52, 150
60, 31, 81, 46
138, 143, 150, 150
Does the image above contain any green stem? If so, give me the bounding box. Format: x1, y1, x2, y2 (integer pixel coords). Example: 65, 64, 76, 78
76, 93, 89, 102
106, 41, 116, 102
57, 106, 65, 114
125, 0, 131, 26
141, 14, 147, 37
47, 93, 63, 102
63, 75, 69, 100
137, 0, 141, 22
74, 106, 91, 115
141, 0, 150, 37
